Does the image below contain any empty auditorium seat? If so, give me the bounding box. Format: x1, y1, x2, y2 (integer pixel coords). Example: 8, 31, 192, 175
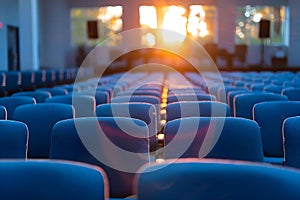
0, 96, 36, 119
96, 103, 157, 151
4, 71, 21, 95
36, 87, 68, 96
282, 88, 300, 101
13, 103, 75, 158
12, 91, 51, 103
0, 160, 108, 199
164, 117, 264, 162
233, 92, 288, 119
45, 95, 95, 117
167, 94, 216, 104
50, 117, 150, 198
0, 120, 28, 158
136, 159, 300, 200
254, 101, 300, 164
166, 101, 230, 122
283, 116, 300, 169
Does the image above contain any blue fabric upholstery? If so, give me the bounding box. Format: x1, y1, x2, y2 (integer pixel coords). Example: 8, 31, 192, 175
80, 91, 110, 105
36, 88, 68, 96
13, 91, 51, 103
233, 92, 288, 119
164, 117, 264, 162
136, 159, 300, 200
283, 116, 300, 169
0, 120, 28, 158
0, 105, 7, 119
0, 160, 108, 199
96, 103, 157, 151
166, 101, 230, 122
227, 90, 250, 115
167, 94, 216, 104
254, 101, 300, 158
13, 103, 74, 158
0, 96, 36, 119
282, 88, 300, 101
50, 117, 150, 198
45, 95, 95, 117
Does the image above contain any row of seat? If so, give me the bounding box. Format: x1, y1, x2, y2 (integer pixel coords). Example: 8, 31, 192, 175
2, 158, 300, 199
0, 67, 94, 96
2, 70, 300, 198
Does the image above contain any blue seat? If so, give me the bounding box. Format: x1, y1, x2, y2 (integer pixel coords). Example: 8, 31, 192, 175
0, 105, 7, 119
0, 120, 28, 158
80, 91, 110, 105
12, 91, 51, 103
0, 96, 36, 119
13, 103, 74, 158
36, 88, 68, 96
167, 94, 216, 104
166, 101, 230, 122
253, 101, 300, 164
20, 71, 35, 91
50, 117, 150, 198
233, 92, 288, 119
283, 116, 300, 169
96, 103, 157, 151
263, 85, 285, 94
282, 88, 300, 101
45, 95, 95, 117
227, 90, 249, 115
164, 117, 264, 162
4, 71, 21, 95
0, 160, 108, 199
111, 95, 161, 129
136, 159, 300, 200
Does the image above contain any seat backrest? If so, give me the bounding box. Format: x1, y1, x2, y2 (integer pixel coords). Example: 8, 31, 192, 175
0, 160, 108, 200
50, 117, 150, 198
254, 101, 300, 157
0, 96, 36, 119
136, 159, 300, 200
45, 95, 95, 117
96, 103, 157, 151
0, 120, 28, 158
80, 91, 110, 105
12, 91, 51, 103
283, 116, 300, 168
263, 85, 284, 94
167, 94, 216, 104
233, 92, 288, 119
13, 103, 74, 158
36, 88, 68, 96
227, 90, 249, 115
166, 101, 230, 122
282, 88, 300, 101
0, 105, 7, 120
164, 117, 264, 162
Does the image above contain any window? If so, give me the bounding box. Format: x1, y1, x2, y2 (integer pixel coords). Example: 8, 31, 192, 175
236, 5, 289, 45
139, 5, 217, 47
71, 6, 123, 47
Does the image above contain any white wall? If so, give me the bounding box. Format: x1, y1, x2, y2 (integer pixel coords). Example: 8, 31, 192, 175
0, 0, 19, 70
1, 0, 300, 69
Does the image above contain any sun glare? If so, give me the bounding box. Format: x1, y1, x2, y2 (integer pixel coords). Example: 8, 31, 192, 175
139, 6, 157, 29
188, 5, 209, 38
162, 6, 187, 43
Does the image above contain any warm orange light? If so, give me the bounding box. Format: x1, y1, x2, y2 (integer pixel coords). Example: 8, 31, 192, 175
188, 5, 209, 38
139, 6, 157, 29
162, 6, 187, 43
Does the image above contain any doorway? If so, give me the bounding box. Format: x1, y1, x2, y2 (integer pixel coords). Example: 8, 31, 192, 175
7, 25, 20, 71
